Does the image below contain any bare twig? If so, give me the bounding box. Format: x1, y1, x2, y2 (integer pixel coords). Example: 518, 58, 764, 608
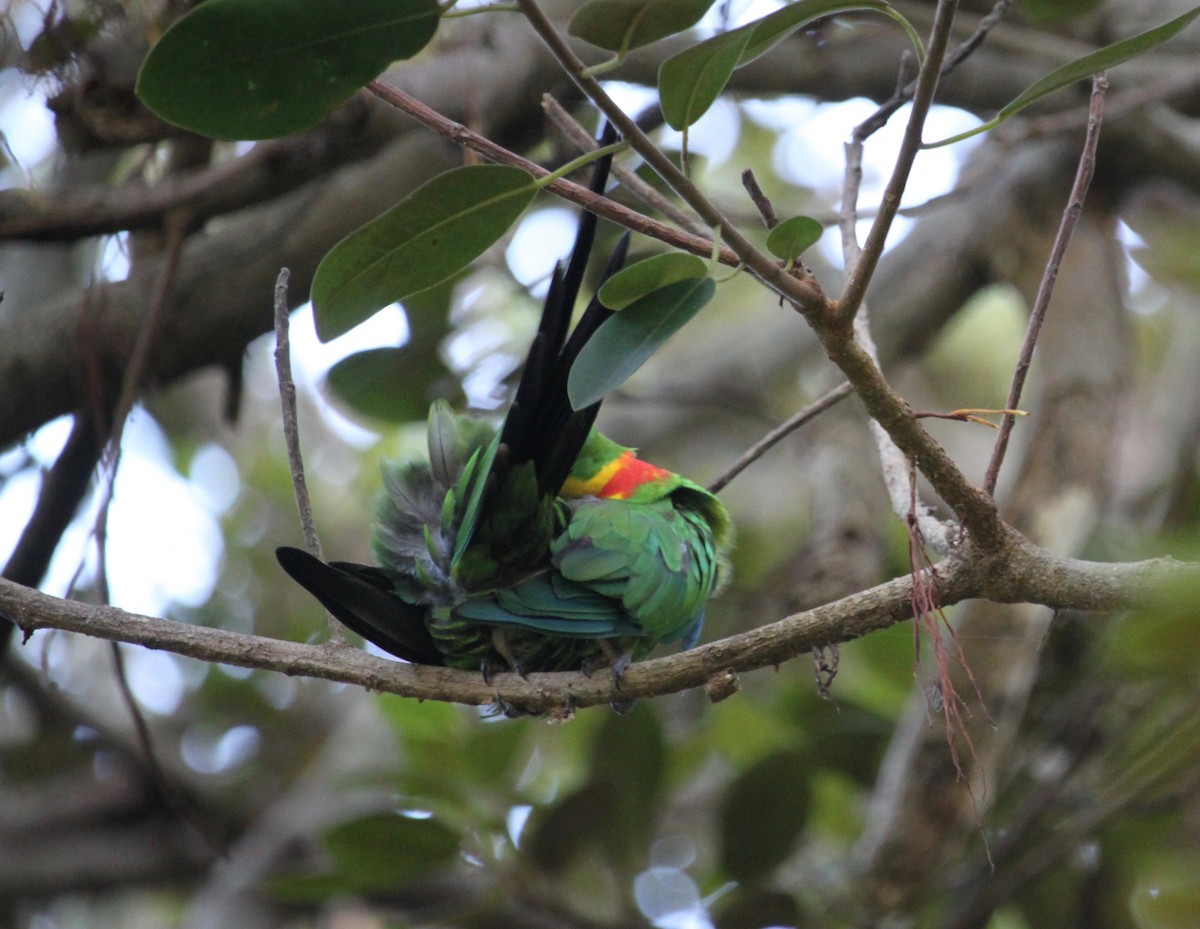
707, 382, 853, 494
852, 0, 1015, 145
983, 74, 1108, 496
741, 169, 780, 230
838, 0, 962, 328
856, 312, 957, 552
517, 0, 1004, 548
541, 95, 705, 235
273, 268, 345, 645
366, 80, 739, 267
62, 210, 223, 854
273, 270, 318, 560
509, 0, 829, 321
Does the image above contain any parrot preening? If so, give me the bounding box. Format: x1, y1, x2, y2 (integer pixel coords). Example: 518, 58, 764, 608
276, 143, 732, 683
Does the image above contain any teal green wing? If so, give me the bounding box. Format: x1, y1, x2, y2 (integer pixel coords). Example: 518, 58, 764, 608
454, 572, 641, 637
551, 492, 723, 647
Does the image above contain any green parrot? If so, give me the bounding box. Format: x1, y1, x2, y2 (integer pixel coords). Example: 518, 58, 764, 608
276, 144, 732, 682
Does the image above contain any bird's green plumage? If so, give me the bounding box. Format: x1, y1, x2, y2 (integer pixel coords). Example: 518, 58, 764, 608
276, 133, 732, 678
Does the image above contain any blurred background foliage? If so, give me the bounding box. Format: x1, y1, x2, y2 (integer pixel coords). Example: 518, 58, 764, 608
2, 0, 1200, 927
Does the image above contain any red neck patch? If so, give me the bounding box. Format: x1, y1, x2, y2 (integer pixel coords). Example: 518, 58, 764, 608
596, 452, 671, 500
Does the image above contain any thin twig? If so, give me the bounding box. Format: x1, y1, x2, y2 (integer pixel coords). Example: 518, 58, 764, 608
838, 0, 962, 328
272, 269, 345, 644
508, 0, 829, 321
366, 80, 739, 267
69, 211, 226, 854
520, 0, 1004, 548
856, 311, 957, 553
840, 139, 865, 266
741, 169, 780, 230
108, 640, 227, 855
983, 74, 1108, 497
852, 0, 1015, 145
541, 95, 705, 235
707, 382, 853, 494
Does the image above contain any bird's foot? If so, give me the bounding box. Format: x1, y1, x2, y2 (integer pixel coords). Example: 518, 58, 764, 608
598, 640, 632, 690
484, 629, 526, 681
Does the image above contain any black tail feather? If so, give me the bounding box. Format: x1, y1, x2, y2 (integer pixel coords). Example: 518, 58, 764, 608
499, 123, 627, 496
276, 546, 444, 665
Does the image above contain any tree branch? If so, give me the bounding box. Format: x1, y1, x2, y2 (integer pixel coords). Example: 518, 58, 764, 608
3, 541, 1196, 715
983, 73, 1108, 495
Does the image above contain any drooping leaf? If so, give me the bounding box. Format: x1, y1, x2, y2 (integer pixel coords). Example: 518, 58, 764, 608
568, 276, 715, 409
136, 0, 440, 140
597, 252, 709, 309
928, 4, 1200, 147
718, 750, 810, 884
658, 26, 752, 132
311, 165, 537, 341
765, 215, 824, 263
659, 0, 920, 130
569, 0, 716, 53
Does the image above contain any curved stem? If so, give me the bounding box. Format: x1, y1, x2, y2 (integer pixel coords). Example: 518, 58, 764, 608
838, 0, 961, 328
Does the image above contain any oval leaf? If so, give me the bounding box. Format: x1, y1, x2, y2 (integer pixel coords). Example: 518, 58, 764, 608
718, 751, 810, 884
569, 0, 716, 53
568, 276, 715, 409
996, 6, 1200, 122
311, 165, 537, 342
766, 215, 824, 263
136, 0, 440, 140
598, 252, 708, 309
658, 28, 752, 132
928, 5, 1200, 147
659, 0, 905, 130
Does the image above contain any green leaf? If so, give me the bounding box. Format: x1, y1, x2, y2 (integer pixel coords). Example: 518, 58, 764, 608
587, 705, 665, 863
718, 751, 810, 884
568, 276, 715, 409
597, 252, 709, 309
267, 810, 464, 899
765, 215, 824, 263
326, 348, 443, 423
136, 0, 440, 140
569, 0, 716, 53
1002, 7, 1200, 118
311, 165, 537, 342
324, 812, 460, 887
324, 273, 462, 422
659, 0, 918, 130
928, 5, 1200, 147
